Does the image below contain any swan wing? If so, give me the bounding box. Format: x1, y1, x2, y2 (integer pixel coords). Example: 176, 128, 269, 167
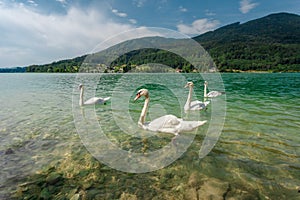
207, 91, 224, 98
145, 115, 206, 134
146, 115, 181, 133
189, 100, 210, 110
84, 97, 110, 105
179, 120, 207, 132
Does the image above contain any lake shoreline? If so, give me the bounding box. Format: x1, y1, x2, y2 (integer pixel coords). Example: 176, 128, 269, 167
1, 70, 300, 74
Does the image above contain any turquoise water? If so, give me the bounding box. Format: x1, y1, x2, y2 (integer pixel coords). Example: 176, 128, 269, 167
0, 73, 299, 199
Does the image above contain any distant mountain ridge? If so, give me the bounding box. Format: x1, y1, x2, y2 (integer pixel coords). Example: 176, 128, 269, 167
193, 12, 300, 72
2, 12, 299, 73
195, 13, 300, 44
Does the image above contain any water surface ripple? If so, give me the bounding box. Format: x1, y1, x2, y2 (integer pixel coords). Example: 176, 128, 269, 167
0, 73, 299, 199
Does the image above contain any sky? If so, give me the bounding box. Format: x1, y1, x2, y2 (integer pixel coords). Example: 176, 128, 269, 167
0, 0, 299, 68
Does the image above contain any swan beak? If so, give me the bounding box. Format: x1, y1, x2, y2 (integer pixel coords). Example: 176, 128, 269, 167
184, 82, 193, 88
134, 93, 141, 101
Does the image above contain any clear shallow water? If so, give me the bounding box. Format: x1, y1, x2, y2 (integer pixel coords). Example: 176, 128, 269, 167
0, 73, 299, 199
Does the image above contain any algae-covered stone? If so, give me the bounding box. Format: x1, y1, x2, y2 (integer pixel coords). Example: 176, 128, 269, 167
46, 172, 63, 185
86, 189, 102, 199
120, 192, 138, 200
197, 178, 230, 200
5, 148, 14, 154
70, 193, 80, 200
82, 181, 93, 190
184, 188, 198, 200
226, 188, 260, 200
188, 172, 201, 188
40, 188, 51, 200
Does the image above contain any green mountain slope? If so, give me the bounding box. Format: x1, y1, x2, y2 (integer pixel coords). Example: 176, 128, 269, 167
80, 36, 212, 73
194, 12, 300, 72
26, 55, 87, 73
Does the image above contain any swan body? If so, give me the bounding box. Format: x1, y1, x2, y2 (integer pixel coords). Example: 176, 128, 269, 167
83, 97, 111, 105
184, 82, 210, 111
134, 89, 207, 135
204, 81, 225, 98
79, 84, 110, 106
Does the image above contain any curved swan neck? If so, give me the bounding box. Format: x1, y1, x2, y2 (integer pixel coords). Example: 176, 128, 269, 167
79, 87, 84, 106
139, 95, 149, 125
185, 86, 193, 109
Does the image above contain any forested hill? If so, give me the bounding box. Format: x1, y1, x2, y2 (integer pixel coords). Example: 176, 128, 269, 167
2, 12, 299, 73
194, 12, 300, 72
26, 55, 87, 73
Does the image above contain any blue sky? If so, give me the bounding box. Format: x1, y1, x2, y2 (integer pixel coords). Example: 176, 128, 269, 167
0, 0, 299, 68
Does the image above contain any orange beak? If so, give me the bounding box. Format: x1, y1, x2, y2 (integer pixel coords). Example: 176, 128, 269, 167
134, 93, 141, 101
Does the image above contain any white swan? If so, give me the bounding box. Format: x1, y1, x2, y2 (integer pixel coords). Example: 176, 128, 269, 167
184, 82, 210, 111
79, 84, 110, 106
204, 81, 225, 98
134, 89, 207, 135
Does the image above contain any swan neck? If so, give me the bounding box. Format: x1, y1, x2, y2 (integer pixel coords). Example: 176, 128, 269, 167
79, 87, 84, 106
185, 86, 193, 108
204, 84, 207, 98
139, 95, 149, 125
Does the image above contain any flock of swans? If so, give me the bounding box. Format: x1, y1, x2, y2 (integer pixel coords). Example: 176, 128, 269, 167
78, 81, 224, 136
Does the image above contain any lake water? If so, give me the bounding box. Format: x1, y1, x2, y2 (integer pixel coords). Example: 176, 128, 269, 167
0, 73, 299, 199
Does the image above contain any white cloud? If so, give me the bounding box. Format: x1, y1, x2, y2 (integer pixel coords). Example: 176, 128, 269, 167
177, 18, 220, 35
112, 9, 128, 17
0, 3, 139, 67
179, 6, 187, 12
133, 0, 146, 8
129, 19, 137, 24
27, 0, 38, 7
239, 0, 259, 14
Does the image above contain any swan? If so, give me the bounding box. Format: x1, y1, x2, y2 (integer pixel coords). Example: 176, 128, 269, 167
184, 82, 210, 111
204, 81, 225, 98
134, 89, 207, 135
79, 84, 110, 106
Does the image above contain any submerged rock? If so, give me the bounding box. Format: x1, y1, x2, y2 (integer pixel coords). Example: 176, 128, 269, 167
40, 188, 51, 200
188, 172, 201, 187
185, 188, 199, 200
197, 178, 230, 200
46, 172, 63, 185
5, 148, 14, 154
120, 192, 138, 200
70, 193, 80, 200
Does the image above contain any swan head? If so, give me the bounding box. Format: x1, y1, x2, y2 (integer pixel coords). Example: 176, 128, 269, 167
204, 81, 208, 86
78, 84, 83, 90
184, 81, 194, 88
134, 89, 149, 101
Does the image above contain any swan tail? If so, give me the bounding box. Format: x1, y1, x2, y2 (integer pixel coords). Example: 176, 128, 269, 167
103, 97, 111, 102
180, 120, 207, 132
196, 120, 207, 127
204, 101, 210, 106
